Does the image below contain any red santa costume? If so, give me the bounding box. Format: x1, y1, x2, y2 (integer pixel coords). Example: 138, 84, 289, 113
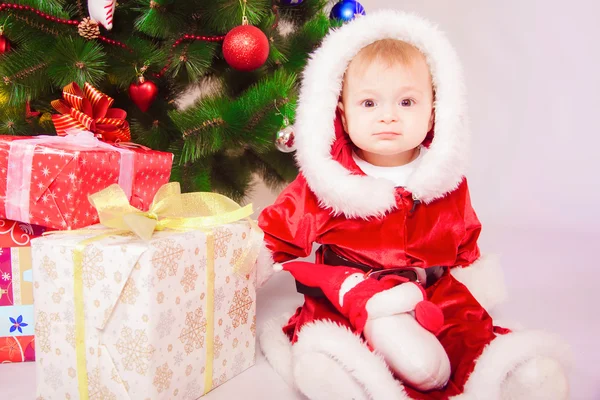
256, 10, 570, 400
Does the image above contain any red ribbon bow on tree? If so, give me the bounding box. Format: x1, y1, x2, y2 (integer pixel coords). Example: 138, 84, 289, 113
51, 82, 131, 142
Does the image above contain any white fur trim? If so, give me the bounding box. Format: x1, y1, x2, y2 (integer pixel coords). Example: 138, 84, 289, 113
339, 273, 366, 307
295, 10, 469, 218
293, 351, 369, 400
450, 330, 572, 400
294, 320, 409, 400
500, 356, 569, 400
256, 242, 276, 289
450, 254, 507, 310
365, 282, 424, 319
258, 313, 295, 388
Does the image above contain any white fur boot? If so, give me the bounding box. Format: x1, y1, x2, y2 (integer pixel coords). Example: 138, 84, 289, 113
501, 356, 569, 400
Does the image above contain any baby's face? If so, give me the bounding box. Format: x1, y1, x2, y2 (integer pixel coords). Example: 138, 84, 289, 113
338, 55, 434, 166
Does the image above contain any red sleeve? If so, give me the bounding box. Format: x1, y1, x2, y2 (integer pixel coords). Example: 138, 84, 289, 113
258, 174, 324, 263
453, 179, 482, 268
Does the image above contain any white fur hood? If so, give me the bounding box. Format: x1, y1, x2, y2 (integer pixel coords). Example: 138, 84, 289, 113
293, 10, 470, 219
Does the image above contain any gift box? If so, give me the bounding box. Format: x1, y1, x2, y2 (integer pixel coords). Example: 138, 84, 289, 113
0, 218, 47, 363
31, 184, 262, 399
0, 133, 173, 230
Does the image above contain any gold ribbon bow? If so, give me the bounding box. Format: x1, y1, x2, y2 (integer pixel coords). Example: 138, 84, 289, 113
51, 82, 131, 142
89, 182, 256, 241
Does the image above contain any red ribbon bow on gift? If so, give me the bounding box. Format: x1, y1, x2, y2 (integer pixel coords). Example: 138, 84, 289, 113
51, 82, 131, 142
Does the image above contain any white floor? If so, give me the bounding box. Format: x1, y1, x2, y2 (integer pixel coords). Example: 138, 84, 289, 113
1, 225, 598, 399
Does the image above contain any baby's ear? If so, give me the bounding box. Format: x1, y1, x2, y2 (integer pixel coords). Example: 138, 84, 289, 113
428, 109, 435, 132
338, 101, 348, 132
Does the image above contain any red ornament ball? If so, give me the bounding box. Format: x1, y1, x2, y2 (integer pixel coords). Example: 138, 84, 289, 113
128, 77, 158, 113
0, 34, 11, 54
222, 25, 269, 72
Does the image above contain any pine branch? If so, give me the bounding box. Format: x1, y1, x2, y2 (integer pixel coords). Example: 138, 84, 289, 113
245, 149, 298, 189
202, 0, 271, 31
278, 0, 329, 25
47, 36, 107, 87
168, 41, 218, 83
170, 95, 232, 162
228, 68, 296, 151
285, 12, 330, 73
16, 0, 72, 19
0, 47, 51, 105
133, 0, 188, 39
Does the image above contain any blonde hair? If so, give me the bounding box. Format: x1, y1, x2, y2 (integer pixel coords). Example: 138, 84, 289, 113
352, 39, 426, 70
342, 39, 432, 96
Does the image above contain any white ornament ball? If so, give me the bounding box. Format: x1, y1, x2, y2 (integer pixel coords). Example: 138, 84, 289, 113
275, 125, 296, 153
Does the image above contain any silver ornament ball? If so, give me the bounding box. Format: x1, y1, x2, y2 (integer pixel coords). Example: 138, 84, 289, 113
275, 125, 296, 153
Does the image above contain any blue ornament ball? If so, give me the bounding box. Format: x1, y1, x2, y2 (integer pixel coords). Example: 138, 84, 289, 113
329, 0, 366, 22
279, 0, 305, 5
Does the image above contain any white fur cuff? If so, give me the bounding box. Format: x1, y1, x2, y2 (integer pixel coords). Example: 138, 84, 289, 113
365, 283, 424, 319
256, 242, 276, 288
450, 254, 507, 311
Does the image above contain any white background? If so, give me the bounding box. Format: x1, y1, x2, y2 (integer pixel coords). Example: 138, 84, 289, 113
1, 1, 598, 399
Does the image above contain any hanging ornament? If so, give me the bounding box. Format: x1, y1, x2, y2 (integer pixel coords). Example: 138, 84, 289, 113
129, 72, 158, 113
274, 117, 296, 153
88, 0, 116, 30
222, 3, 269, 72
330, 0, 366, 22
0, 24, 10, 54
78, 17, 101, 40
279, 0, 305, 5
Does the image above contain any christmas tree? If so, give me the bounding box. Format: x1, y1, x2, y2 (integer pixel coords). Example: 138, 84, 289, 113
0, 0, 338, 201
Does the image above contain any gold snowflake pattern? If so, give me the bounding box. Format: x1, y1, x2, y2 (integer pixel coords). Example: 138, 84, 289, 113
41, 256, 57, 280
212, 372, 228, 390
230, 248, 243, 267
228, 287, 253, 329
115, 327, 156, 375
76, 246, 105, 289
119, 277, 139, 305
157, 309, 176, 339
153, 363, 173, 393
182, 380, 202, 400
251, 315, 256, 337
66, 325, 76, 348
111, 368, 130, 392
214, 228, 233, 258
232, 352, 247, 377
152, 239, 184, 280
89, 367, 117, 400
44, 363, 63, 390
179, 307, 206, 355
35, 311, 51, 353
180, 265, 198, 293
214, 335, 224, 359
214, 287, 226, 311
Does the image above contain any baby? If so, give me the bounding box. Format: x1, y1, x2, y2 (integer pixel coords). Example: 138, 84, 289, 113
256, 10, 570, 400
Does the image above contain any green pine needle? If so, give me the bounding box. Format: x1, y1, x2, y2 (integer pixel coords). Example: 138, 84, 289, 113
47, 37, 107, 88
133, 0, 187, 39
168, 41, 217, 83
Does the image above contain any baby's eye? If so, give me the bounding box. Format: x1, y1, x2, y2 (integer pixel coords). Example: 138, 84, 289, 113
401, 99, 415, 107
361, 99, 376, 108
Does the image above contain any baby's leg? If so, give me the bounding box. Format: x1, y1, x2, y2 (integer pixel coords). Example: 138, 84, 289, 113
427, 275, 569, 399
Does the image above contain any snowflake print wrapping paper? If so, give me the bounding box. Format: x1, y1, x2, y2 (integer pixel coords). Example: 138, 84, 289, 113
0, 134, 173, 230
31, 221, 258, 400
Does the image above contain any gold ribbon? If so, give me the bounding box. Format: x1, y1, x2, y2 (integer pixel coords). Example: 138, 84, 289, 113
66, 182, 262, 399
204, 232, 216, 394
